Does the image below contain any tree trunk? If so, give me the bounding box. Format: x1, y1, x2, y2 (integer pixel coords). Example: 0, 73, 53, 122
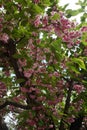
59, 80, 73, 130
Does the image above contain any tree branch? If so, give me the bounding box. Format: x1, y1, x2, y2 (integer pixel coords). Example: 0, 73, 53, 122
0, 39, 27, 87
0, 100, 29, 110
59, 80, 73, 130
15, 35, 25, 44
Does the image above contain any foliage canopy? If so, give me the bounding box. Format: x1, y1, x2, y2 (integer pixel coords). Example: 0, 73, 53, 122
0, 0, 87, 130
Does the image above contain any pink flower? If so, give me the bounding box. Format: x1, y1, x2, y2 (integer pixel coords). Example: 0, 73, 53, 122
42, 16, 48, 26
63, 35, 71, 42
21, 87, 29, 93
34, 15, 41, 27
49, 125, 54, 129
53, 71, 59, 77
0, 33, 9, 43
73, 84, 85, 94
48, 99, 58, 105
60, 17, 71, 29
28, 38, 34, 45
18, 59, 27, 67
4, 70, 10, 76
36, 39, 41, 44
67, 42, 74, 48
37, 96, 46, 101
67, 117, 75, 123
81, 26, 87, 32
24, 69, 34, 78
27, 119, 36, 126
75, 39, 80, 44
33, 63, 38, 69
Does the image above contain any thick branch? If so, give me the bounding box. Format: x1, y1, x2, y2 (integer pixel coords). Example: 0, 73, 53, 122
6, 39, 25, 79
0, 100, 29, 110
0, 39, 27, 87
59, 80, 73, 130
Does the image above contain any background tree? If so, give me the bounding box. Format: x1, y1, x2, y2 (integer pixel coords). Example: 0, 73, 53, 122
0, 0, 87, 130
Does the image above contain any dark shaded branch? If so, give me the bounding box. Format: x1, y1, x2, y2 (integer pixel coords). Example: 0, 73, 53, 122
70, 115, 84, 130
15, 35, 25, 44
0, 100, 29, 110
59, 80, 73, 130
6, 39, 24, 78
0, 39, 27, 87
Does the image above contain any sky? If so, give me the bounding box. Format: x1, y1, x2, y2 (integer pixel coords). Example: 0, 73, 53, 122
59, 0, 83, 23
59, 0, 79, 9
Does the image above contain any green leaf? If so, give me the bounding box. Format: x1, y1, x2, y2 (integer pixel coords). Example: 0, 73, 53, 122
51, 13, 60, 20
13, 53, 23, 59
71, 58, 86, 70
31, 4, 43, 14
16, 78, 25, 84
42, 0, 51, 6
67, 62, 80, 74
81, 32, 87, 46
62, 3, 69, 11
66, 9, 81, 18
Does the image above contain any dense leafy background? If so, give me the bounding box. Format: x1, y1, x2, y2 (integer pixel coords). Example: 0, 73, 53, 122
0, 0, 87, 130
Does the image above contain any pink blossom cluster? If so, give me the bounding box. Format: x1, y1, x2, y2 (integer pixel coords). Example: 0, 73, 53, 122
73, 84, 85, 94
39, 10, 83, 48
62, 31, 81, 43
81, 26, 87, 32
34, 15, 41, 27
0, 33, 9, 43
42, 15, 48, 26
13, 94, 26, 103
24, 69, 34, 78
56, 15, 81, 47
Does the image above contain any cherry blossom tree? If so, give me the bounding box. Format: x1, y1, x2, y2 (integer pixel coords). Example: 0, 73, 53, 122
0, 0, 87, 130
